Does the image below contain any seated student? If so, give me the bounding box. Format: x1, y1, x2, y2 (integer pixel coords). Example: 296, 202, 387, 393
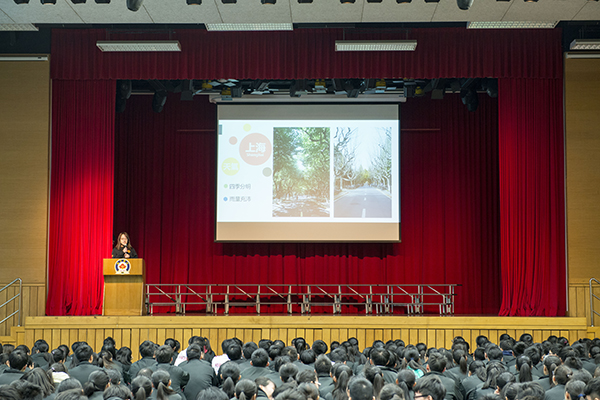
403, 348, 426, 381
68, 344, 103, 386
397, 369, 416, 400
314, 355, 334, 399
370, 348, 397, 385
219, 362, 242, 399
150, 345, 189, 396
240, 349, 271, 382
380, 383, 406, 400
414, 375, 447, 400
544, 365, 573, 400
0, 350, 28, 385
22, 367, 55, 400
179, 344, 218, 400
515, 356, 534, 383
423, 352, 462, 400
130, 341, 158, 380
83, 370, 111, 400
472, 362, 506, 400
538, 356, 561, 392
255, 377, 276, 400
235, 379, 258, 400
363, 365, 384, 400
240, 343, 258, 372
150, 370, 183, 400
347, 377, 375, 400
327, 363, 353, 400
31, 340, 52, 370
132, 376, 154, 400
584, 377, 600, 400
565, 380, 586, 400
103, 384, 133, 400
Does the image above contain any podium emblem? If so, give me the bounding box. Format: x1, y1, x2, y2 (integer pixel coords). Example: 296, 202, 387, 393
114, 259, 131, 274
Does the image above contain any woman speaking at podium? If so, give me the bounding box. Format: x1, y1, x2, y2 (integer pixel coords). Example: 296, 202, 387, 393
112, 232, 138, 259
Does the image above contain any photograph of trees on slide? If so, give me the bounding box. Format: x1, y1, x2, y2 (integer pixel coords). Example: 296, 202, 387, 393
272, 127, 330, 217
334, 127, 392, 218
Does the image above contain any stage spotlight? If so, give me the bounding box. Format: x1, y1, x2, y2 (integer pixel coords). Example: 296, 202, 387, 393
118, 80, 132, 100
481, 79, 498, 98
127, 0, 143, 11
461, 88, 479, 112
152, 91, 167, 113
13, 0, 29, 3
457, 0, 473, 9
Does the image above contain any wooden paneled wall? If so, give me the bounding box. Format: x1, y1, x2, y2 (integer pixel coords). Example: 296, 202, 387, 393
0, 57, 50, 336
2, 316, 588, 358
568, 280, 600, 326
565, 56, 600, 316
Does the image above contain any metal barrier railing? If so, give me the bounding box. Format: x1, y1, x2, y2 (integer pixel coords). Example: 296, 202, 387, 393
0, 279, 22, 328
145, 284, 459, 316
590, 278, 600, 327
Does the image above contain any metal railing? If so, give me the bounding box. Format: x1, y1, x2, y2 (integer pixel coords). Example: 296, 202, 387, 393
145, 283, 459, 316
590, 278, 600, 327
0, 279, 22, 328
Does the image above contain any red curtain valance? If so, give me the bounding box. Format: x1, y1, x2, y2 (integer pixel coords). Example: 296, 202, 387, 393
51, 28, 562, 81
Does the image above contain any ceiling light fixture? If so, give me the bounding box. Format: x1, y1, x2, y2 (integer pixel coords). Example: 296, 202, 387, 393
396, 0, 411, 2
187, 0, 201, 3
40, 0, 56, 4
13, 0, 29, 3
261, 0, 276, 3
95, 0, 110, 3
335, 40, 417, 51
467, 21, 558, 29
0, 24, 38, 31
570, 39, 600, 50
205, 23, 293, 31
96, 41, 182, 52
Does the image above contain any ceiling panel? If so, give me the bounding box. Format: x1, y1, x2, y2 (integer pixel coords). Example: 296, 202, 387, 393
361, 2, 437, 23
290, 0, 365, 24
67, 2, 153, 24
431, 0, 510, 23
503, 0, 586, 22
144, 0, 222, 24
1, 1, 83, 24
0, 9, 15, 24
217, 0, 292, 24
573, 2, 600, 21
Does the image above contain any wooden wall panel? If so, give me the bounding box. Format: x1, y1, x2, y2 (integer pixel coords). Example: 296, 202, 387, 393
0, 316, 589, 359
565, 57, 600, 292
567, 281, 600, 326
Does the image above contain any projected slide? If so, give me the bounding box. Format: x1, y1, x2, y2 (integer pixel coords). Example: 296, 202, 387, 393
216, 104, 400, 242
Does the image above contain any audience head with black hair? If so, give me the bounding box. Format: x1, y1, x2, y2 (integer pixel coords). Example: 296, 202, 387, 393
103, 384, 133, 400
585, 377, 600, 400
274, 388, 305, 400
296, 370, 317, 384
396, 369, 416, 400
516, 355, 533, 383
280, 363, 299, 384
151, 369, 177, 400
566, 380, 586, 400
139, 341, 156, 359
258, 340, 273, 351
380, 383, 405, 400
363, 365, 384, 400
106, 369, 122, 386
242, 342, 258, 360
298, 383, 319, 400
235, 379, 257, 400
187, 344, 203, 361
347, 377, 374, 400
154, 345, 173, 364
330, 348, 348, 364
496, 372, 516, 392
56, 379, 82, 394
414, 375, 446, 400
131, 376, 153, 400
300, 350, 316, 365
198, 387, 229, 400
312, 340, 328, 356
55, 388, 87, 400
370, 348, 390, 368
227, 344, 243, 362
256, 377, 276, 400
426, 351, 446, 373
83, 369, 110, 398
251, 348, 269, 368
315, 354, 332, 375
554, 365, 573, 386
219, 361, 242, 399
22, 368, 54, 398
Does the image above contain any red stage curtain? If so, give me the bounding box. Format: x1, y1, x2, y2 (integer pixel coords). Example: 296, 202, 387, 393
498, 78, 566, 316
113, 94, 501, 315
46, 80, 115, 316
51, 28, 562, 80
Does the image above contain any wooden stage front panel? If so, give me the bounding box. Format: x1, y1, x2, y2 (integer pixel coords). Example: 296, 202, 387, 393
1, 316, 591, 357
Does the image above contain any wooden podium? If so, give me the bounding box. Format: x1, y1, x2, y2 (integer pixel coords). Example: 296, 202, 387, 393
103, 258, 146, 316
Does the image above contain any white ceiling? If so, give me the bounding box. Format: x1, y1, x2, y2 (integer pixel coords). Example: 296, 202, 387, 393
0, 0, 599, 26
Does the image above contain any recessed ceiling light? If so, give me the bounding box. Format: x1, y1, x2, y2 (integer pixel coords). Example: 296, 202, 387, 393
0, 23, 38, 31
467, 21, 558, 29
96, 41, 181, 52
205, 23, 293, 31
335, 40, 417, 51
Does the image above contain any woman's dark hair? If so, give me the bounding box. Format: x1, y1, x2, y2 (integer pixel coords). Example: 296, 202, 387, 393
98, 350, 116, 370
516, 355, 533, 382
363, 365, 384, 400
0, 386, 22, 400
279, 363, 298, 383
553, 365, 573, 386
55, 389, 87, 400
501, 382, 518, 400
116, 347, 133, 366
151, 370, 176, 400
197, 387, 229, 400
297, 383, 320, 400
235, 379, 257, 400
115, 232, 132, 250
402, 348, 424, 374
11, 380, 43, 400
331, 363, 353, 400
543, 355, 560, 385
22, 367, 55, 398
481, 362, 506, 390
565, 380, 586, 400
219, 361, 241, 399
396, 369, 416, 400
56, 379, 82, 393
51, 348, 66, 363
452, 349, 468, 375
131, 376, 153, 400
379, 383, 405, 400
104, 384, 133, 400
496, 372, 516, 392
83, 370, 110, 397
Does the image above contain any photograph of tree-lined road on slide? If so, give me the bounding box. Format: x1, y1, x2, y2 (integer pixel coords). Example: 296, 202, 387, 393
334, 126, 392, 218
272, 127, 330, 217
